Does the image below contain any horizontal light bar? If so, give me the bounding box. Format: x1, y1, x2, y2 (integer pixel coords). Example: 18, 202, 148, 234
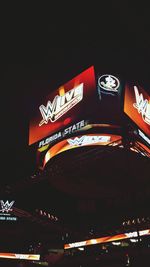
64, 228, 150, 249
0, 253, 40, 261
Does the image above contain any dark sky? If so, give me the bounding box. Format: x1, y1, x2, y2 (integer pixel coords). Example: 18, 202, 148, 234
1, 3, 150, 187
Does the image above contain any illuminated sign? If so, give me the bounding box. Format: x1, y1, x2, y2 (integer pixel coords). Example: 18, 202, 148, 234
42, 134, 121, 168
0, 200, 17, 221
67, 135, 111, 146
0, 200, 14, 213
133, 86, 150, 125
39, 83, 83, 125
98, 74, 120, 92
37, 209, 58, 221
0, 253, 40, 261
38, 120, 87, 148
138, 129, 150, 145
124, 83, 150, 137
29, 66, 96, 145
64, 228, 150, 249
96, 72, 123, 127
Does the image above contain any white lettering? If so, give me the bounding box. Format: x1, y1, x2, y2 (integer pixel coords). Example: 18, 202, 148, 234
125, 231, 138, 238
0, 200, 15, 213
138, 129, 150, 144
63, 120, 86, 136
133, 86, 150, 125
69, 241, 86, 248
38, 120, 86, 148
39, 84, 83, 126
38, 132, 62, 148
67, 135, 111, 146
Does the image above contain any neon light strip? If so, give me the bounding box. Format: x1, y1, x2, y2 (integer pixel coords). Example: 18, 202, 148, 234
0, 253, 40, 260
64, 228, 150, 249
43, 134, 121, 167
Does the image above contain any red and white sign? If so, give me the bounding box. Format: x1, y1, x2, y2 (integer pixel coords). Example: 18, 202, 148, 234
124, 84, 150, 137
29, 66, 96, 145
0, 253, 40, 260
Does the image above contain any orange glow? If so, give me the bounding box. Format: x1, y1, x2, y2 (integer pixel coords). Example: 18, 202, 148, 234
64, 228, 150, 249
0, 253, 40, 260
59, 86, 65, 96
124, 84, 150, 137
63, 117, 72, 125
43, 134, 121, 167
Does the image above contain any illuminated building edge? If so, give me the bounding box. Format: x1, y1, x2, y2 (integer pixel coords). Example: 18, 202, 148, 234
41, 133, 122, 168
0, 253, 40, 260
64, 228, 150, 249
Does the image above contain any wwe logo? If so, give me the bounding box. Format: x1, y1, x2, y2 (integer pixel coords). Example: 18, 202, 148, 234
67, 136, 111, 146
133, 86, 150, 125
0, 200, 15, 213
39, 83, 83, 126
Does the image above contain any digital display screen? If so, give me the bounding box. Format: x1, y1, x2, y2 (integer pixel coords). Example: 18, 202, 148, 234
29, 66, 97, 145
64, 228, 150, 249
124, 83, 150, 138
41, 133, 121, 168
0, 253, 40, 260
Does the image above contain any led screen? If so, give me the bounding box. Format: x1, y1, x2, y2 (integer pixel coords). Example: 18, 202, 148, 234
64, 228, 150, 249
0, 253, 40, 260
40, 133, 121, 168
29, 66, 97, 145
124, 83, 150, 138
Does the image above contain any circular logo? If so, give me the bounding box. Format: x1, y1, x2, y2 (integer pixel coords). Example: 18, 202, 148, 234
98, 74, 120, 92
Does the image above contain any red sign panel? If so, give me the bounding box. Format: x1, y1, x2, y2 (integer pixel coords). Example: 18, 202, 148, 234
29, 66, 96, 145
124, 84, 150, 137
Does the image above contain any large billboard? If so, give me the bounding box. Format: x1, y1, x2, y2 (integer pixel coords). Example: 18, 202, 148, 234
124, 83, 150, 138
29, 66, 97, 145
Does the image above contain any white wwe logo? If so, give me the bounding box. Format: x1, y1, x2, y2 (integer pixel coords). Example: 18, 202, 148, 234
133, 86, 150, 125
39, 83, 83, 126
67, 136, 111, 146
0, 200, 15, 213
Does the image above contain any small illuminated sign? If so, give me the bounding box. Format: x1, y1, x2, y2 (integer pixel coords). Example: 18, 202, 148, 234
0, 253, 40, 261
38, 120, 87, 148
67, 135, 111, 146
0, 200, 17, 221
0, 200, 14, 213
98, 74, 120, 92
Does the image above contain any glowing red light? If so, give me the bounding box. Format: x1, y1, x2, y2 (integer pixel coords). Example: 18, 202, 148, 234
63, 118, 71, 125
